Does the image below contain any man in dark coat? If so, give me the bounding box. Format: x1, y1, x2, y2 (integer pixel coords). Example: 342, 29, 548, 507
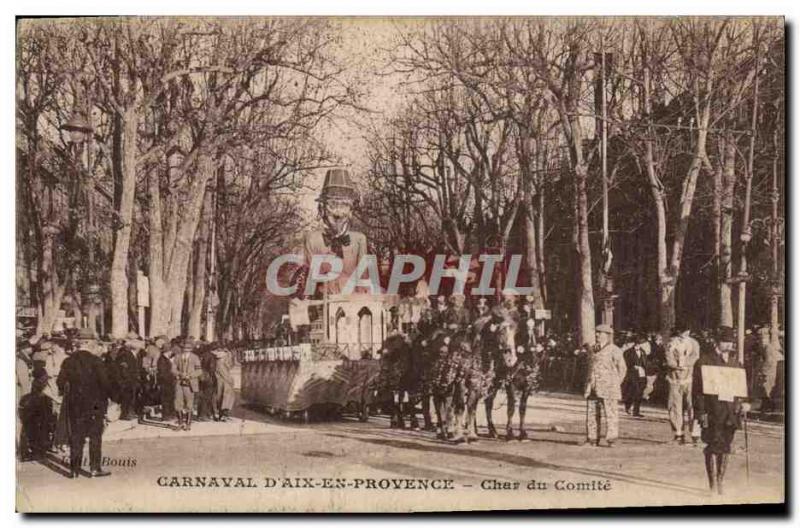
56, 328, 112, 478
692, 326, 747, 495
106, 340, 139, 421
18, 370, 53, 461
622, 336, 651, 417
157, 338, 176, 421
17, 340, 33, 458
196, 344, 218, 422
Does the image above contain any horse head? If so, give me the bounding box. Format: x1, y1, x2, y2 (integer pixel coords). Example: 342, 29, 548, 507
481, 314, 518, 367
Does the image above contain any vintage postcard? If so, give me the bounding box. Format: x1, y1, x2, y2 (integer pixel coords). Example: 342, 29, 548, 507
15, 15, 785, 513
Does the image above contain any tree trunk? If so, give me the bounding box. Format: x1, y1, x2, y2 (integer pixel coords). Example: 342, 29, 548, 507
164, 154, 215, 337
719, 134, 736, 327
523, 203, 545, 309
642, 89, 671, 337
665, 110, 710, 334
187, 192, 211, 339
711, 138, 723, 326
147, 167, 169, 337
537, 173, 547, 305
110, 110, 138, 338
575, 162, 595, 346
770, 125, 781, 349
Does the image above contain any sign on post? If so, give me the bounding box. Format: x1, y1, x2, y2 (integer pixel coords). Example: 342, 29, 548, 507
137, 271, 150, 307
701, 365, 748, 402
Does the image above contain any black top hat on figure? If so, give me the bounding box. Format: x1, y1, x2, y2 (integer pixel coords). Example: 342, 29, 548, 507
317, 169, 358, 203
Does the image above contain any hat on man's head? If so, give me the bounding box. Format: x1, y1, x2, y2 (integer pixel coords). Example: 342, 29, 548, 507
716, 326, 736, 344
317, 169, 358, 203
595, 324, 614, 335
757, 326, 771, 336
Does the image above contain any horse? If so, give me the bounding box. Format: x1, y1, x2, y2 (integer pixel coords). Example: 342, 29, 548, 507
441, 318, 497, 443
480, 314, 518, 439
482, 314, 544, 440
426, 326, 474, 441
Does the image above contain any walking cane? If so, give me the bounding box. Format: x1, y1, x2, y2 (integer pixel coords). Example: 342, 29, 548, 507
743, 409, 750, 482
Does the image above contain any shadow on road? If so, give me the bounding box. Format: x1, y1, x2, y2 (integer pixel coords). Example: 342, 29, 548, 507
325, 431, 708, 497
32, 452, 73, 479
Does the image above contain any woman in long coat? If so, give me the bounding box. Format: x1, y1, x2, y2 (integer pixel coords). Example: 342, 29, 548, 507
213, 345, 236, 421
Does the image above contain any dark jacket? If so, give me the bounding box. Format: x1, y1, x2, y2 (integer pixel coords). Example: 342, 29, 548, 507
157, 354, 175, 384
692, 351, 743, 430
443, 306, 471, 330
622, 345, 650, 399
57, 350, 111, 420
199, 350, 217, 389
623, 346, 650, 379
113, 346, 140, 386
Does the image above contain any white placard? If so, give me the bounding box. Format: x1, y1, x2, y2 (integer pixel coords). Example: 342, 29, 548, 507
701, 365, 748, 401
137, 270, 150, 307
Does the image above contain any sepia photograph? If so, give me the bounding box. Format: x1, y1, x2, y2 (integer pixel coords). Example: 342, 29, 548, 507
13, 13, 786, 513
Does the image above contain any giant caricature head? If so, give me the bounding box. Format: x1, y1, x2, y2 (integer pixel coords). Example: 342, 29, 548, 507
318, 169, 358, 235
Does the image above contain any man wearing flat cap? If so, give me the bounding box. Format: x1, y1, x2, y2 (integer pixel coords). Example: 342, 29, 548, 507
172, 338, 202, 431
56, 328, 112, 478
580, 324, 627, 448
692, 326, 748, 495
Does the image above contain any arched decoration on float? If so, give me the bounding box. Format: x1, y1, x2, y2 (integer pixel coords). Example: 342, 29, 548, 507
334, 307, 346, 344
358, 307, 373, 354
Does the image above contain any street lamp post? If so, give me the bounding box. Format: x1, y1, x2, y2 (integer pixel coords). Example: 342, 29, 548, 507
62, 108, 96, 332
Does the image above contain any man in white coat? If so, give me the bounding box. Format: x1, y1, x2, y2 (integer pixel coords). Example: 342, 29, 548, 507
579, 324, 627, 448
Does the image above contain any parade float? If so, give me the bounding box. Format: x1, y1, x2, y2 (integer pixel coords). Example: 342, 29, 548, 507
240, 293, 403, 419
239, 169, 422, 420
